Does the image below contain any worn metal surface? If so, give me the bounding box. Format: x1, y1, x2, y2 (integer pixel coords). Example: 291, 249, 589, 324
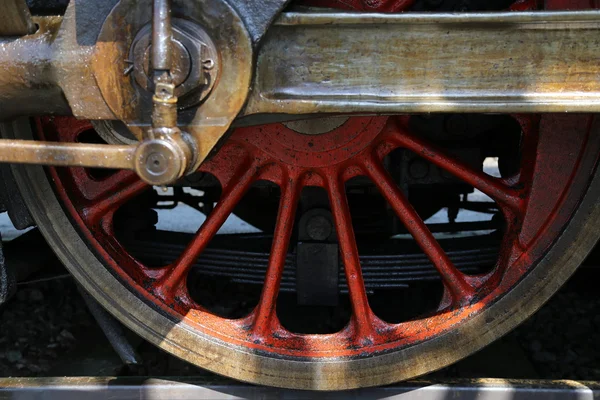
151, 0, 173, 73
92, 0, 253, 170
133, 136, 191, 185
0, 0, 36, 36
245, 10, 600, 115
4, 10, 600, 121
135, 0, 195, 185
0, 136, 192, 186
130, 19, 219, 106
1, 7, 600, 178
0, 140, 135, 169
0, 17, 70, 120
0, 378, 599, 399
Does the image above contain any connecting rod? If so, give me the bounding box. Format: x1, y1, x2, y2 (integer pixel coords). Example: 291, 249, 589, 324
1, 4, 600, 183
122, 0, 193, 186
0, 140, 135, 170
133, 0, 193, 185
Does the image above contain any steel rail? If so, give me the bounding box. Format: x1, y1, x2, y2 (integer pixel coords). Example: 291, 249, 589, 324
0, 377, 598, 399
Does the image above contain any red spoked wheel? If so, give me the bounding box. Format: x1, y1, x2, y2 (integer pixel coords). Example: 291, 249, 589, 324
5, 0, 600, 390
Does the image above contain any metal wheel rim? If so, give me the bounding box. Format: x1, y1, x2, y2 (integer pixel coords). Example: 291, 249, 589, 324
3, 114, 600, 389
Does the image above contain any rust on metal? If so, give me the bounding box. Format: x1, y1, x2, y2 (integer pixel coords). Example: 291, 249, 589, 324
92, 0, 253, 170
3, 8, 600, 122
1, 5, 600, 181
0, 17, 69, 120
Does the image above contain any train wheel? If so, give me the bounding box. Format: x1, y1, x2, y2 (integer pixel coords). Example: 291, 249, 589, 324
5, 0, 600, 391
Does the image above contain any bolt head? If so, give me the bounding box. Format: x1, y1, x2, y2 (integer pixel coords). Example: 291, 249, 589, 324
134, 139, 185, 186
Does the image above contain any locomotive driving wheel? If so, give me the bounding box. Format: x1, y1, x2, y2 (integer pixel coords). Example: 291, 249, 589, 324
3, 0, 600, 391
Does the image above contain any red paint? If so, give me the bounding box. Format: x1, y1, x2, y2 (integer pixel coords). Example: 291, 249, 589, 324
251, 177, 301, 339
509, 0, 542, 10
34, 0, 600, 359
300, 0, 416, 12
362, 154, 475, 303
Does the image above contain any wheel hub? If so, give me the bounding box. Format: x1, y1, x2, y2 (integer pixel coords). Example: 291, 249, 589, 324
241, 117, 388, 168
282, 116, 350, 135
129, 19, 220, 108
93, 0, 254, 173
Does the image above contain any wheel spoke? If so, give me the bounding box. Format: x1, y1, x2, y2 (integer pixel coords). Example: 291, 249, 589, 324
388, 127, 523, 213
156, 162, 260, 298
326, 173, 375, 338
82, 172, 148, 226
363, 156, 474, 303
78, 169, 138, 200
252, 176, 301, 337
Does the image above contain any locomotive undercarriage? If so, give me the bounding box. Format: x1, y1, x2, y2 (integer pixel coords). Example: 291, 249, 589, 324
0, 0, 600, 391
